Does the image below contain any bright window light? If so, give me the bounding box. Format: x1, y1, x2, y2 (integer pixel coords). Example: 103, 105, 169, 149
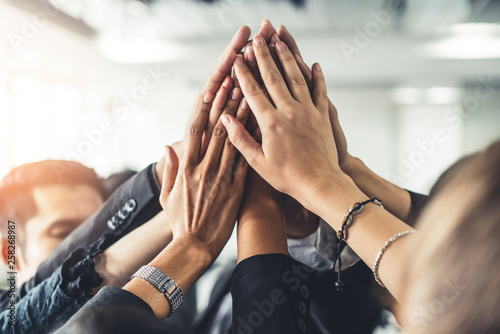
425, 23, 500, 59
393, 87, 462, 105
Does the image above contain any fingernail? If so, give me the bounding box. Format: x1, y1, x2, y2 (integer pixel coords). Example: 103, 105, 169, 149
270, 33, 280, 44
231, 88, 241, 100
204, 92, 214, 104
276, 41, 287, 53
241, 98, 249, 110
221, 115, 231, 126
313, 63, 321, 72
246, 46, 256, 63
254, 34, 265, 48
234, 55, 244, 65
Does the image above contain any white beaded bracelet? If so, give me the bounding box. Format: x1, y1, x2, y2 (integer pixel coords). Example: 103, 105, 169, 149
373, 230, 418, 287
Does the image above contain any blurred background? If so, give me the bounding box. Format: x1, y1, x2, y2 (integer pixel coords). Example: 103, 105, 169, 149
0, 0, 499, 331
1, 0, 499, 190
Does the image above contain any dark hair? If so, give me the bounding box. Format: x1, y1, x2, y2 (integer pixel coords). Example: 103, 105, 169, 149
0, 160, 105, 240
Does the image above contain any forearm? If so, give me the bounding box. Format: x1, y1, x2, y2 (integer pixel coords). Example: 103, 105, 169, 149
34, 164, 163, 286
93, 211, 173, 290
311, 174, 415, 300
237, 196, 288, 263
344, 156, 412, 222
123, 238, 213, 319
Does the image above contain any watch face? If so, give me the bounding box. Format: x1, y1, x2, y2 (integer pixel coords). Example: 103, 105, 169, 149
165, 280, 177, 294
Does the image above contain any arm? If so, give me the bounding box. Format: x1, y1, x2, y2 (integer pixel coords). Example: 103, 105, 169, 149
234, 167, 316, 334
29, 26, 251, 291
92, 211, 172, 290
231, 254, 316, 334
222, 34, 416, 300
123, 67, 251, 319
236, 170, 288, 263
274, 23, 418, 222
34, 163, 163, 286
60, 38, 251, 331
4, 27, 252, 334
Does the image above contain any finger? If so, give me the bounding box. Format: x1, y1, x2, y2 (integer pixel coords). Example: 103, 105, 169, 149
276, 24, 313, 92
328, 100, 347, 152
184, 92, 215, 164
244, 43, 262, 86
233, 54, 274, 122
258, 18, 278, 42
268, 42, 286, 80
245, 43, 275, 107
274, 41, 311, 104
277, 25, 302, 58
294, 54, 313, 92
201, 76, 233, 157
160, 145, 180, 204
204, 26, 251, 94
219, 97, 251, 174
252, 34, 293, 104
204, 87, 243, 169
311, 63, 329, 112
221, 114, 263, 168
188, 26, 250, 144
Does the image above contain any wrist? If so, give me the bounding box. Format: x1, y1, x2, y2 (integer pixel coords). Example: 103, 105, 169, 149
152, 212, 173, 244
304, 172, 368, 230
339, 154, 359, 176
149, 236, 213, 294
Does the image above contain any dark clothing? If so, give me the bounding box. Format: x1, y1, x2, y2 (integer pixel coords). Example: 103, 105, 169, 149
0, 250, 101, 334
0, 164, 161, 312
34, 164, 161, 285
56, 254, 317, 334
0, 175, 429, 334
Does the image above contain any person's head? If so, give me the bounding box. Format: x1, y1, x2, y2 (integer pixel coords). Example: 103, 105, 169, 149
400, 140, 500, 334
0, 160, 105, 282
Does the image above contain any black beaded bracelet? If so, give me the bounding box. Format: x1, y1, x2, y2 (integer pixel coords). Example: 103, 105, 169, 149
335, 197, 383, 292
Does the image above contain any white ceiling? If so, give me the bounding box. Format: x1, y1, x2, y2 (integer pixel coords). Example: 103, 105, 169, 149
1, 0, 500, 90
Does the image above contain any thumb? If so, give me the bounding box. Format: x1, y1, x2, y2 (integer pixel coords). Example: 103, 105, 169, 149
161, 145, 179, 196
221, 114, 261, 166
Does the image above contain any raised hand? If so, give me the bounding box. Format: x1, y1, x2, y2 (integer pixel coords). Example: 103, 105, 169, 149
159, 79, 250, 261
221, 34, 341, 212
155, 26, 251, 185
275, 24, 353, 171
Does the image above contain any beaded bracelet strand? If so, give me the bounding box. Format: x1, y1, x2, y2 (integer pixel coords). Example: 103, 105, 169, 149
373, 230, 418, 287
335, 197, 383, 292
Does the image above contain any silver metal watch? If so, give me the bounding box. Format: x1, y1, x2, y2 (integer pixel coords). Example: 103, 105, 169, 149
131, 265, 184, 316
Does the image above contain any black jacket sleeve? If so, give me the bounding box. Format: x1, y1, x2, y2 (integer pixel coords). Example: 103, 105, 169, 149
55, 287, 154, 334
56, 287, 188, 334
231, 254, 317, 334
34, 163, 162, 285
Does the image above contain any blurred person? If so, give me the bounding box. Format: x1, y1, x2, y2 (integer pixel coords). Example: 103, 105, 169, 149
0, 161, 106, 286
399, 141, 500, 333
0, 160, 138, 306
